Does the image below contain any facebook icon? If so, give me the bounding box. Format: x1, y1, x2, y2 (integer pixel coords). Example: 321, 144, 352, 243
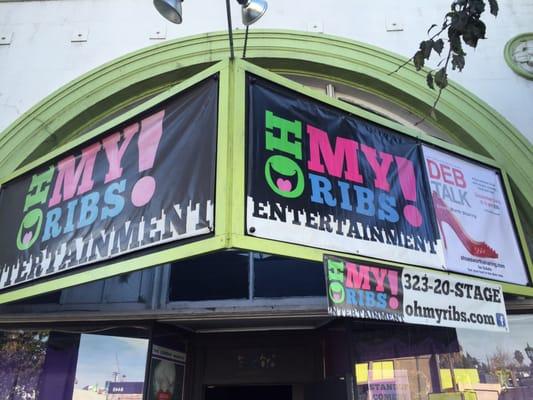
496, 313, 506, 328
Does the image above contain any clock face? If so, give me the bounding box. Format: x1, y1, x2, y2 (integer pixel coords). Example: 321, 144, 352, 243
511, 39, 533, 74
505, 34, 533, 79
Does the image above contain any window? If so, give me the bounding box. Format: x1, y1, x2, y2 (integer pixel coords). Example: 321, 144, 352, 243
283, 74, 453, 142
168, 252, 249, 301
73, 334, 149, 400
352, 316, 533, 400
253, 254, 326, 298
0, 329, 150, 400
0, 330, 49, 400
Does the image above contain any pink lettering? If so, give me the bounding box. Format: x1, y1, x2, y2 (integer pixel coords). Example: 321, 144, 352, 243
360, 145, 393, 192
48, 142, 100, 207
102, 123, 138, 184
138, 110, 165, 172
369, 267, 388, 292
307, 125, 363, 183
345, 263, 370, 290
453, 168, 466, 188
388, 270, 399, 295
441, 165, 454, 184
427, 159, 440, 179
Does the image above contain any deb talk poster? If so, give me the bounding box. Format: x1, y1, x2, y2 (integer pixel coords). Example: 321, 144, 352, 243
0, 77, 218, 291
422, 146, 527, 285
246, 74, 444, 269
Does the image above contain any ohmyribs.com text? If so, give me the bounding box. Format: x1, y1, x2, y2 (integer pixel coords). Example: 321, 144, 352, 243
405, 301, 506, 328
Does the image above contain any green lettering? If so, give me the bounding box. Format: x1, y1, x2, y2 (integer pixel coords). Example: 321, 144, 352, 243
327, 259, 345, 282
265, 110, 302, 159
329, 281, 345, 304
17, 208, 43, 250
23, 166, 55, 212
264, 155, 304, 198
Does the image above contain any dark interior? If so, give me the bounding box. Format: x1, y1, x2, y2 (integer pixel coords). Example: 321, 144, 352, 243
205, 385, 292, 400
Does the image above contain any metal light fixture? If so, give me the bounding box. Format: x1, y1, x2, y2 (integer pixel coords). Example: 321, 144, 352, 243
153, 0, 183, 24
238, 0, 267, 58
238, 0, 268, 26
153, 0, 268, 59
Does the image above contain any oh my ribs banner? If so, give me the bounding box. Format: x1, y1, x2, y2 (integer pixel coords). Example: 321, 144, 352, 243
246, 75, 444, 268
0, 77, 218, 290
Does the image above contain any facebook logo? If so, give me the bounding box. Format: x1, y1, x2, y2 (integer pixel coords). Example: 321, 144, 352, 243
496, 313, 506, 328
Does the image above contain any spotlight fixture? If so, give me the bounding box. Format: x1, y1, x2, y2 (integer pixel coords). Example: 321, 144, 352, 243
238, 0, 268, 26
153, 0, 268, 59
153, 0, 183, 24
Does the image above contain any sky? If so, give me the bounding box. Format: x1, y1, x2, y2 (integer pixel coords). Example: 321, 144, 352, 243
74, 333, 149, 389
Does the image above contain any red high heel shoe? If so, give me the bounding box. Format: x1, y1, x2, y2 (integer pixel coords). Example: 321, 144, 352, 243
432, 191, 498, 259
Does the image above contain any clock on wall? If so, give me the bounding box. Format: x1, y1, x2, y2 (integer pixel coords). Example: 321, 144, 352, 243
504, 33, 533, 80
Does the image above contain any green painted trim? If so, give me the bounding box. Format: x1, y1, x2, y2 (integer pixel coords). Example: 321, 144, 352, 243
231, 233, 533, 297
504, 33, 533, 80
230, 61, 248, 238
0, 33, 229, 176
0, 62, 229, 304
500, 170, 533, 283
0, 61, 227, 185
0, 235, 226, 304
213, 59, 231, 240
238, 60, 505, 169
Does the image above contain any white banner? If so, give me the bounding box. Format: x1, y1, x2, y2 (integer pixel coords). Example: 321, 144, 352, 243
324, 255, 509, 332
422, 146, 528, 285
402, 268, 508, 332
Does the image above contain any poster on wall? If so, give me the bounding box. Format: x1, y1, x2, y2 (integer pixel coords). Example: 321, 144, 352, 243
324, 255, 508, 332
148, 345, 186, 400
0, 76, 218, 291
422, 146, 528, 285
367, 370, 410, 400
246, 74, 444, 268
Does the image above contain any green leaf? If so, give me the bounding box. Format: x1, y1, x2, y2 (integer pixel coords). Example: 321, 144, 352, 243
451, 53, 465, 71
451, 0, 466, 12
474, 19, 487, 38
488, 0, 499, 16
434, 68, 448, 89
448, 28, 463, 53
463, 19, 486, 47
468, 0, 485, 15
450, 11, 469, 32
420, 40, 433, 59
433, 39, 444, 55
413, 50, 425, 70
426, 72, 435, 90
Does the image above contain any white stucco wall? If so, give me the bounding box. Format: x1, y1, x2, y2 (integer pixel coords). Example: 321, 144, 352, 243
0, 0, 532, 141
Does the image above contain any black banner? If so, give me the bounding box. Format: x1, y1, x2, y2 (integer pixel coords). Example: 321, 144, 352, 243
246, 75, 442, 267
0, 76, 218, 290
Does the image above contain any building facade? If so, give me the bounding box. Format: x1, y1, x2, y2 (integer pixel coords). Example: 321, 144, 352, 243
0, 1, 532, 400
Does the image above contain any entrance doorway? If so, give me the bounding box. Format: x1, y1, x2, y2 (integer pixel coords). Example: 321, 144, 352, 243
205, 385, 292, 400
